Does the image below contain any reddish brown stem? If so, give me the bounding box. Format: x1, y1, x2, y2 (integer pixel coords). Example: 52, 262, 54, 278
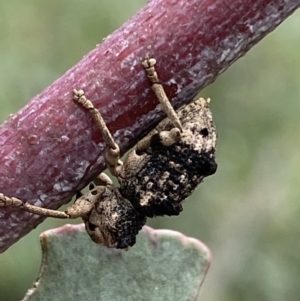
0, 0, 298, 252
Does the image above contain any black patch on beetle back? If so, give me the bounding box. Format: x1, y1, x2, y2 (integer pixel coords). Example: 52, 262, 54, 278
119, 98, 217, 218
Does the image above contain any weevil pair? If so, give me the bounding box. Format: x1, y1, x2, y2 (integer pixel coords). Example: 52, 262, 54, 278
0, 58, 217, 249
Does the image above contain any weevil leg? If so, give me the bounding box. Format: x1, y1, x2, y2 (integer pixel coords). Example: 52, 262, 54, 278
135, 58, 183, 153
0, 186, 108, 220
135, 127, 181, 153
0, 193, 69, 218
93, 172, 113, 187
142, 58, 183, 132
73, 89, 122, 176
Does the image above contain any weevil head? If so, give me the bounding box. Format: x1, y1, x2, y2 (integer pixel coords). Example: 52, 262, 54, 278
81, 186, 146, 249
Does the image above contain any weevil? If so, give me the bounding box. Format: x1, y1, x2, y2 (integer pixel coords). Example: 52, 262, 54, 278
0, 58, 217, 249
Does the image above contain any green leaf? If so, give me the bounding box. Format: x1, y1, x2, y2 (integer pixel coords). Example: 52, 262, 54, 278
23, 225, 211, 301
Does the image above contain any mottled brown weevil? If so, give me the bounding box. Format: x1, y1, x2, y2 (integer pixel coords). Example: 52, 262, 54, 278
0, 58, 217, 249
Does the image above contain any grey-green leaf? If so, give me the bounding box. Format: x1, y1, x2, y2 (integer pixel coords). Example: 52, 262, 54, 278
23, 225, 211, 301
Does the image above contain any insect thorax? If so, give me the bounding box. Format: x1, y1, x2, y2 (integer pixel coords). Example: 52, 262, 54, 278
119, 98, 217, 218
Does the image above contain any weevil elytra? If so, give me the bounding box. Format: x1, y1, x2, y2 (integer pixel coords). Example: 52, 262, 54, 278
0, 58, 217, 249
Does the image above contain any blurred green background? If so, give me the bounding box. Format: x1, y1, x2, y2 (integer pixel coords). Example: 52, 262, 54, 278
0, 1, 299, 300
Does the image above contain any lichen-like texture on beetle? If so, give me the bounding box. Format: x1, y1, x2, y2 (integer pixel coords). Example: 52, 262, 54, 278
119, 98, 217, 218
